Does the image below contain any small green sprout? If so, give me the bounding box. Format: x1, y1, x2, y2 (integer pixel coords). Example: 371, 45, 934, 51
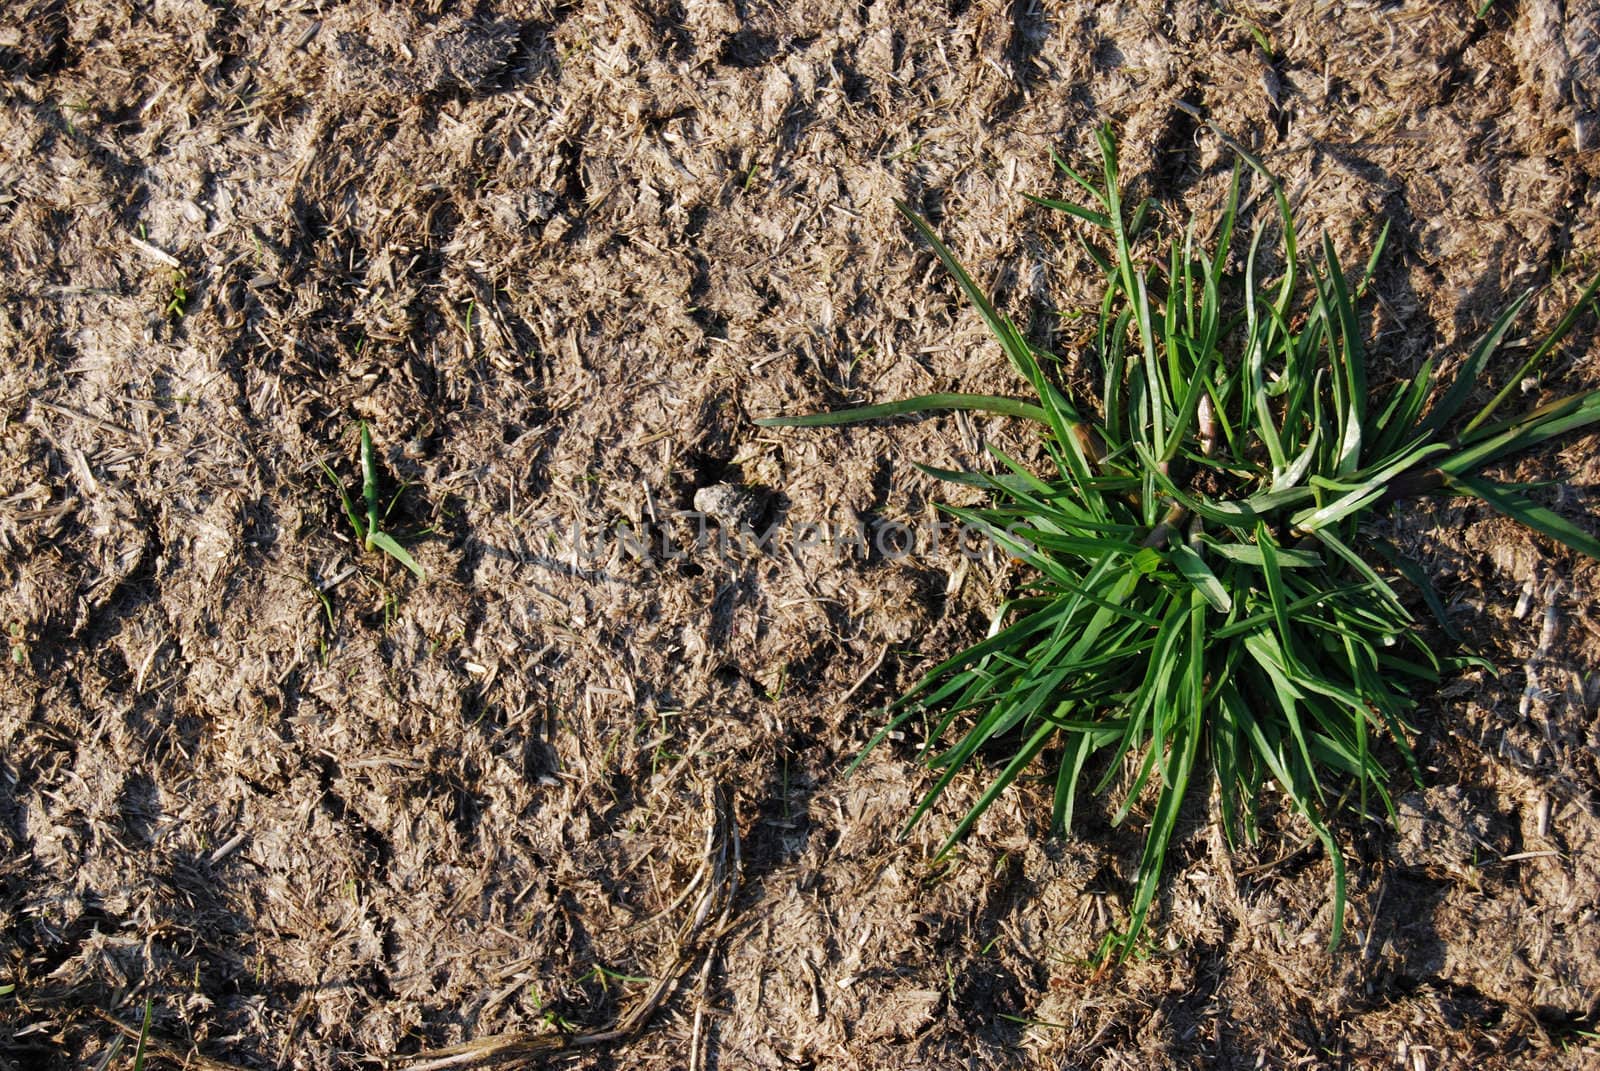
164, 269, 188, 319
92, 998, 152, 1071
583, 963, 653, 993
320, 422, 426, 581
133, 998, 152, 1071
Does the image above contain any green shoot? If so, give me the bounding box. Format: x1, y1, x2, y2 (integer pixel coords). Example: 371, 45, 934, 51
93, 999, 152, 1071
321, 422, 426, 581
133, 998, 152, 1071
758, 125, 1600, 960
584, 963, 654, 992
164, 269, 188, 319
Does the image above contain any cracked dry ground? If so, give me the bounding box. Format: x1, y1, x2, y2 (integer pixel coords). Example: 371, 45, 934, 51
2, 1, 1600, 1068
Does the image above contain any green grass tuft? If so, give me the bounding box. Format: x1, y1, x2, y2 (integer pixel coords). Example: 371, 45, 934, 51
758, 125, 1600, 959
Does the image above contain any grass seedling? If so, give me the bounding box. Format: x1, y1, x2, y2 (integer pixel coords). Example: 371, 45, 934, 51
88, 998, 151, 1071
758, 125, 1600, 959
132, 998, 151, 1071
321, 422, 426, 581
164, 269, 188, 319
583, 963, 653, 993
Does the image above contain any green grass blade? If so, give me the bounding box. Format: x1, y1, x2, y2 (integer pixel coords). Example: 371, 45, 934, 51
1419, 289, 1534, 438
1243, 225, 1289, 476
1320, 236, 1366, 473
1370, 357, 1437, 460
1447, 473, 1600, 560
1306, 528, 1411, 622
1114, 597, 1205, 958
1370, 539, 1461, 640
938, 721, 1058, 854
321, 462, 366, 542
1097, 595, 1185, 800
1047, 145, 1109, 208
1463, 272, 1600, 435
1439, 388, 1600, 477
366, 530, 427, 580
1133, 271, 1168, 454
755, 393, 1049, 427
888, 603, 1072, 713
1053, 729, 1096, 835
1355, 219, 1389, 297
1203, 539, 1323, 569
1256, 524, 1298, 659
1230, 692, 1348, 949
133, 998, 153, 1071
895, 205, 1033, 372
1168, 542, 1233, 613
1025, 192, 1111, 229
1272, 423, 1322, 493
896, 200, 1087, 449
360, 421, 381, 538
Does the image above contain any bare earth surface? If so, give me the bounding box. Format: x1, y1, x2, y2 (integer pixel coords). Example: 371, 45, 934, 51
3, 1, 1600, 1068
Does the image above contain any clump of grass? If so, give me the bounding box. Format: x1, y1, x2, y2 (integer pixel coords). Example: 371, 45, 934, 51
322, 422, 426, 581
759, 126, 1600, 958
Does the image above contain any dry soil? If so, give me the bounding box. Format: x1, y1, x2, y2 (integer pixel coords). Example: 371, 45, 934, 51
3, 1, 1600, 1068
